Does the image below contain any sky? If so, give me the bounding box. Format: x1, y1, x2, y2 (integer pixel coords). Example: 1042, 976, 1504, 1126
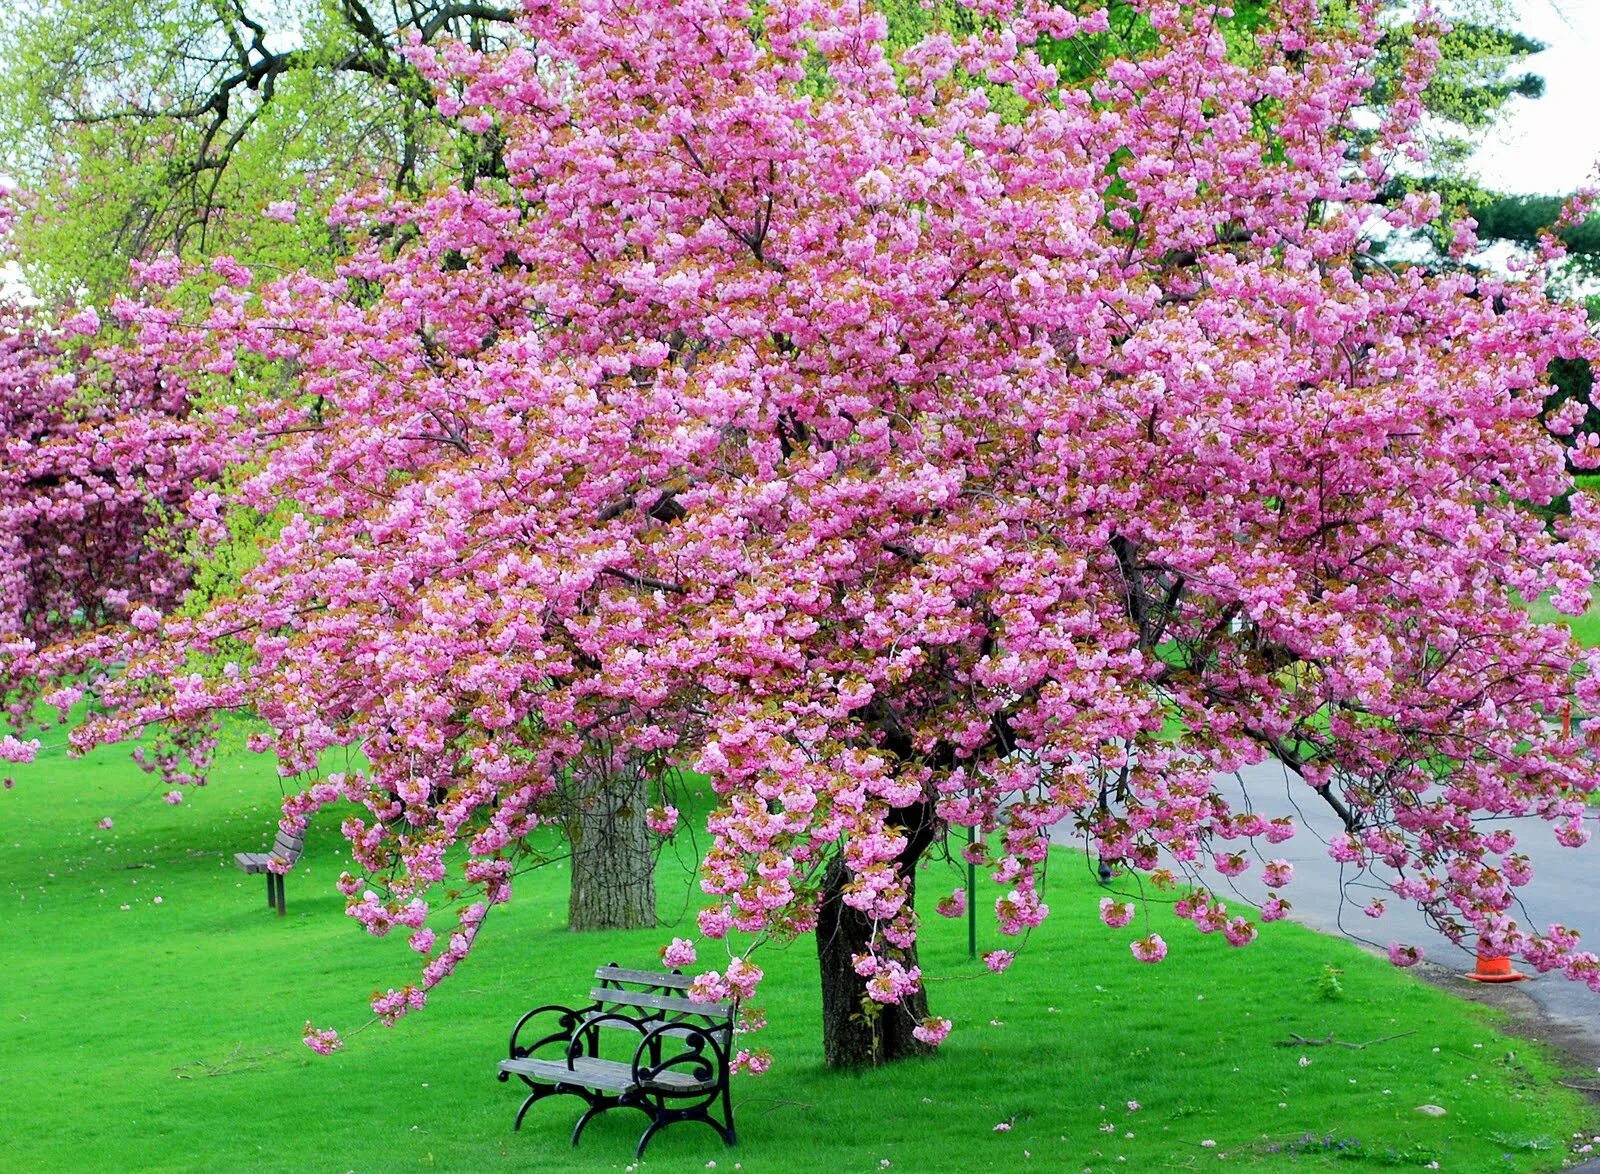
1470, 1, 1600, 195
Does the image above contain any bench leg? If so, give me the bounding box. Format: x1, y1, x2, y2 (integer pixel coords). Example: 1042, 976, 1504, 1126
635, 1116, 665, 1159
634, 1101, 736, 1159
572, 1092, 649, 1147
721, 1082, 738, 1147
265, 873, 274, 909
274, 873, 286, 916
513, 1085, 559, 1132
571, 1096, 613, 1147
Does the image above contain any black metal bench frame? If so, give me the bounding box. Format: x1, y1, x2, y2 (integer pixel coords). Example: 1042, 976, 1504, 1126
497, 963, 737, 1157
234, 825, 304, 916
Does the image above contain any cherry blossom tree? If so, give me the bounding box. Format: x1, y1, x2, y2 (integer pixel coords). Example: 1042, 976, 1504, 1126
0, 186, 241, 779
6, 0, 1600, 1070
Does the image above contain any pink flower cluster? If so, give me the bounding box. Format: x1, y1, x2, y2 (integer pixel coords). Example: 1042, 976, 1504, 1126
912, 1016, 953, 1047
301, 1024, 343, 1055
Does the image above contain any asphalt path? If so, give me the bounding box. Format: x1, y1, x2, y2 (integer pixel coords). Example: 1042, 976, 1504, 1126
1047, 759, 1600, 1058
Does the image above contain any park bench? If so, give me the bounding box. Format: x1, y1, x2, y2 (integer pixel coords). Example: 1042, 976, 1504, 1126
233, 825, 304, 916
497, 963, 737, 1157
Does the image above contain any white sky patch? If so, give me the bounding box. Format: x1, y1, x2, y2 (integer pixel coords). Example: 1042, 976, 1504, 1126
1470, 0, 1600, 195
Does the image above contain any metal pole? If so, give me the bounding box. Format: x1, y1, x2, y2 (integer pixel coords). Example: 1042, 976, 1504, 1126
967, 824, 977, 960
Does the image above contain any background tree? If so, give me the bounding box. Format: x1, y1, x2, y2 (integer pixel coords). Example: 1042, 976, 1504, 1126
0, 0, 673, 929
0, 0, 520, 300
6, 0, 1600, 1074
0, 189, 241, 777
0, 1, 1556, 298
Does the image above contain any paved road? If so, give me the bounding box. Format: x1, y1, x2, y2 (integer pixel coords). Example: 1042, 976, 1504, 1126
1049, 759, 1600, 1057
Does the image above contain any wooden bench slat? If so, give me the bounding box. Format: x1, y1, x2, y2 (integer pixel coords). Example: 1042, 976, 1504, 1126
236, 833, 303, 872
499, 1056, 635, 1093
595, 965, 694, 990
575, 1012, 709, 1041
591, 987, 730, 1018
499, 1055, 713, 1093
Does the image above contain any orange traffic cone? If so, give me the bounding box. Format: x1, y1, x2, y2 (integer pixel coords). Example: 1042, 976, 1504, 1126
1463, 941, 1527, 983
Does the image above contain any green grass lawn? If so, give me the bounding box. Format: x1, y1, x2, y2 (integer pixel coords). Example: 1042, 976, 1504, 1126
1523, 586, 1600, 652
1522, 585, 1600, 804
2, 737, 1597, 1172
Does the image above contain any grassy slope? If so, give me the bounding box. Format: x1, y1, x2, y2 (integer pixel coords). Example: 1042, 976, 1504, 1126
1, 739, 1596, 1172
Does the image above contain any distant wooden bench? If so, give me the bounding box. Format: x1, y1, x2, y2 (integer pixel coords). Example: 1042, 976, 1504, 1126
234, 825, 304, 916
497, 963, 737, 1157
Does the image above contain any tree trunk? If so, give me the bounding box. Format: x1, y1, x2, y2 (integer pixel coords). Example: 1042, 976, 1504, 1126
815, 798, 941, 1068
566, 756, 657, 931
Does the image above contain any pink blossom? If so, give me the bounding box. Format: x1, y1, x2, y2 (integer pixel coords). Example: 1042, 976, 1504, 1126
731, 1048, 772, 1075
1099, 897, 1135, 929
935, 889, 968, 918
1223, 917, 1258, 947
302, 1024, 343, 1055
1387, 942, 1423, 968
1213, 851, 1249, 877
982, 950, 1015, 974
662, 937, 698, 968
864, 959, 922, 1004
646, 805, 679, 836
1, 736, 40, 765
1131, 935, 1168, 964
697, 907, 734, 940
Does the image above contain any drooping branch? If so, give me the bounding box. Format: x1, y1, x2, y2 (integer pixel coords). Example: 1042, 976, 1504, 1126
1250, 726, 1361, 832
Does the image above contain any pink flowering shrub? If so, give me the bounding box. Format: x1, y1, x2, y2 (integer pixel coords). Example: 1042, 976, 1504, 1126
0, 187, 240, 790
4, 0, 1600, 1060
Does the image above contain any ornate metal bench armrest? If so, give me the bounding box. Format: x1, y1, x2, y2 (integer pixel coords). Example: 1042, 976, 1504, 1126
630, 1019, 728, 1092
507, 1002, 594, 1061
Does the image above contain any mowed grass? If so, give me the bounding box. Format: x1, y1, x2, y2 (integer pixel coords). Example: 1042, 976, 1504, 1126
1524, 586, 1600, 652
1522, 585, 1600, 805
2, 738, 1597, 1173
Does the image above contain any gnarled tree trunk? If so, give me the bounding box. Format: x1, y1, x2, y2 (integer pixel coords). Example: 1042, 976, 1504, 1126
566, 753, 657, 931
815, 799, 940, 1068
